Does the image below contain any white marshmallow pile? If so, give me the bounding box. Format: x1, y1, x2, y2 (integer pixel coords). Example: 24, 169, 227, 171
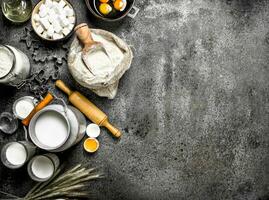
33, 0, 75, 40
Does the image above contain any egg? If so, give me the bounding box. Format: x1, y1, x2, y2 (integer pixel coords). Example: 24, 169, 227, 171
113, 0, 127, 11
99, 0, 109, 3
99, 3, 112, 15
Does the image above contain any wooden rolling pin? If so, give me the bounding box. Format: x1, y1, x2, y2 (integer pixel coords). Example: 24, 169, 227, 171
55, 80, 121, 138
22, 92, 54, 126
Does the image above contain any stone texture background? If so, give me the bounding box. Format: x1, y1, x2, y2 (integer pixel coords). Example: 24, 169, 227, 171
0, 0, 269, 199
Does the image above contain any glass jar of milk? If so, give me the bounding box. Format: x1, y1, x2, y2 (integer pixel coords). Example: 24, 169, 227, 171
0, 45, 30, 85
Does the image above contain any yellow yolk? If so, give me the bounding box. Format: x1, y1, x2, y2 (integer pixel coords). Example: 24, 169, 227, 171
114, 0, 126, 11
84, 138, 99, 153
99, 0, 109, 3
99, 3, 112, 15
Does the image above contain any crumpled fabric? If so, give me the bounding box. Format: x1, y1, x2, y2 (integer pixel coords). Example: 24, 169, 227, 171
68, 28, 133, 99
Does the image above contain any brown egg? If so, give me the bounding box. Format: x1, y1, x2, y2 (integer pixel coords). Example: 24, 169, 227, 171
113, 0, 127, 11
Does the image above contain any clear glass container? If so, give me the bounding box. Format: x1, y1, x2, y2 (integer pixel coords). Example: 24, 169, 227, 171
1, 0, 32, 23
0, 45, 31, 85
1, 141, 37, 169
0, 112, 18, 134
27, 153, 60, 182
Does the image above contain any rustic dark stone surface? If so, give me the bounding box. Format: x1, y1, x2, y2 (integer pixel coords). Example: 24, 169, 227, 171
1, 0, 269, 199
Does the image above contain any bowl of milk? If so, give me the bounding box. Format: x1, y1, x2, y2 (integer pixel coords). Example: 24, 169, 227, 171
29, 106, 70, 151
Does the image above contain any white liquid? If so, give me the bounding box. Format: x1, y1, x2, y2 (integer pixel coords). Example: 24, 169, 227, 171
6, 143, 27, 165
0, 46, 13, 78
35, 111, 68, 148
15, 99, 34, 119
31, 156, 54, 179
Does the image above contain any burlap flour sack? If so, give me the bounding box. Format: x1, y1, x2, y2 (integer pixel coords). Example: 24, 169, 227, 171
68, 28, 133, 99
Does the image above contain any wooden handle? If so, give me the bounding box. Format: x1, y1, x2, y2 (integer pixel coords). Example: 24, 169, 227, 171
75, 23, 95, 53
102, 119, 121, 138
55, 80, 72, 96
22, 93, 54, 126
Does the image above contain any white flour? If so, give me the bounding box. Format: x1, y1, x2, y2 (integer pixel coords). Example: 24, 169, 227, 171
35, 111, 68, 148
31, 156, 54, 179
80, 33, 124, 78
6, 143, 27, 165
0, 46, 13, 78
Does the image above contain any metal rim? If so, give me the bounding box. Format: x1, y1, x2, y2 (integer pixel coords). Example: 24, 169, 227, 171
1, 142, 28, 169
27, 155, 55, 182
29, 107, 71, 150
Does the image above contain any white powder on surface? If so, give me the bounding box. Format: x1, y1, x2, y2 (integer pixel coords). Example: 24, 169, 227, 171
35, 111, 68, 148
31, 156, 54, 179
6, 143, 27, 165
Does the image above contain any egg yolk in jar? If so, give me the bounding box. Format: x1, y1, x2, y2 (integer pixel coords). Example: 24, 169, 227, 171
99, 3, 112, 15
114, 0, 127, 11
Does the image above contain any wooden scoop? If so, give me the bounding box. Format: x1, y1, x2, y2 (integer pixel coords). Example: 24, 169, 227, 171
22, 92, 54, 126
75, 23, 111, 75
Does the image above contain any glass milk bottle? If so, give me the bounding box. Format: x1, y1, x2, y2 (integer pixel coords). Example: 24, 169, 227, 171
0, 45, 31, 85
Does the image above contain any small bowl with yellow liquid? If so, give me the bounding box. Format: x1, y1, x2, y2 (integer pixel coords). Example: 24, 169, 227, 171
84, 138, 100, 153
1, 0, 32, 23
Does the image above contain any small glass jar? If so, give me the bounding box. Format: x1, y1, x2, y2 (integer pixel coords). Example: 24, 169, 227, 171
1, 0, 32, 23
27, 154, 60, 182
0, 45, 31, 85
1, 141, 37, 169
0, 112, 18, 134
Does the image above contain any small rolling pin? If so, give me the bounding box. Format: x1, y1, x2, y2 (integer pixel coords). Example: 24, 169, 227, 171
55, 80, 121, 138
22, 93, 54, 126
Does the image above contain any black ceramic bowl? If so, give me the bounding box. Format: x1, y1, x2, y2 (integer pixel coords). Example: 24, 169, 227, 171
85, 0, 139, 22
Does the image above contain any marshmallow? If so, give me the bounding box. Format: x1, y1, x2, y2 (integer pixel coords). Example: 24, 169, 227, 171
52, 21, 62, 33
59, 16, 69, 27
66, 7, 74, 17
68, 16, 75, 24
47, 25, 54, 37
58, 0, 66, 8
40, 17, 50, 30
62, 27, 70, 36
39, 8, 48, 18
48, 14, 56, 24
36, 0, 75, 40
52, 33, 60, 40
68, 23, 74, 31
36, 25, 44, 34
42, 31, 48, 38
45, 0, 53, 8
39, 4, 46, 12
33, 14, 40, 22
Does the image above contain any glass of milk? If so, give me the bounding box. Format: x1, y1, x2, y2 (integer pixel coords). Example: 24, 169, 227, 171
1, 141, 36, 169
27, 153, 60, 182
0, 45, 30, 85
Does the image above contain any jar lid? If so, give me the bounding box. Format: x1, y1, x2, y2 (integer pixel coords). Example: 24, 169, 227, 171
0, 45, 14, 79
